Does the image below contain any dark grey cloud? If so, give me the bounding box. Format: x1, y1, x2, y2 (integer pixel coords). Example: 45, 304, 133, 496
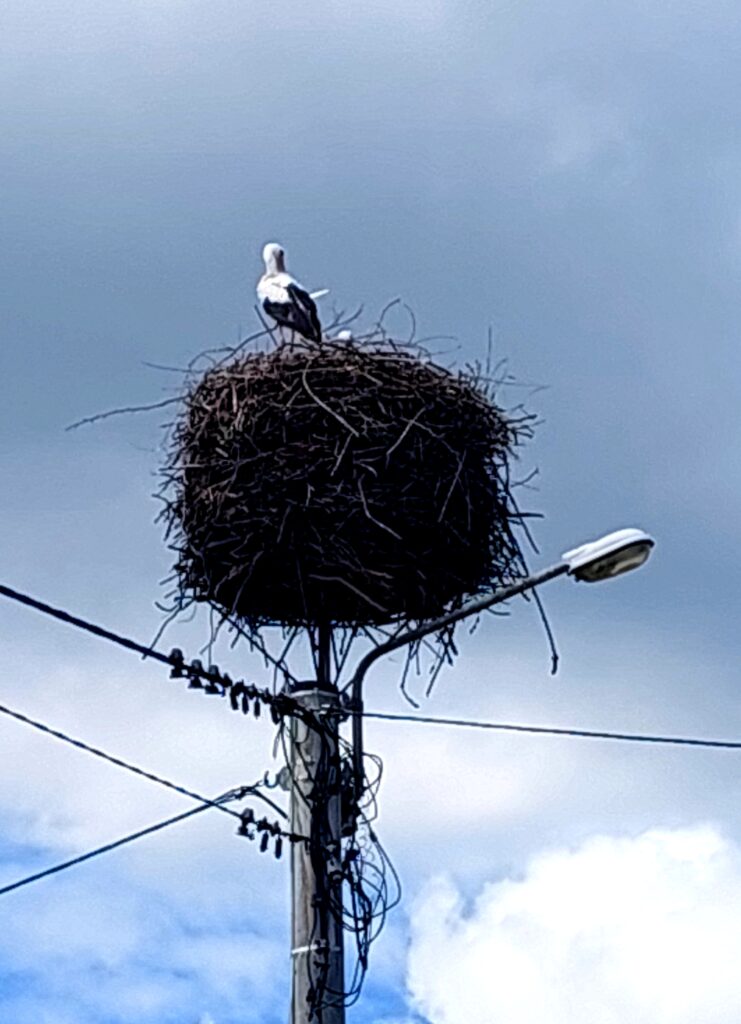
1, 0, 741, 1020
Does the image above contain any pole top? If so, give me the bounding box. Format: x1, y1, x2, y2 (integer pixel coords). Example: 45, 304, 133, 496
287, 679, 339, 695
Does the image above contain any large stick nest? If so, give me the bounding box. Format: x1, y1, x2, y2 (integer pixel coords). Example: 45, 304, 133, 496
161, 337, 531, 628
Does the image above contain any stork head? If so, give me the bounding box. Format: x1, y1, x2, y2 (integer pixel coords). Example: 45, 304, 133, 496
262, 242, 285, 274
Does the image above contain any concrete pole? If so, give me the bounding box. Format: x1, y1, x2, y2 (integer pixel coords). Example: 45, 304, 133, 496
289, 682, 345, 1024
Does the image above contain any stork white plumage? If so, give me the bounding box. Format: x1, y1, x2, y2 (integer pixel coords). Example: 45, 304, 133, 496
257, 242, 325, 343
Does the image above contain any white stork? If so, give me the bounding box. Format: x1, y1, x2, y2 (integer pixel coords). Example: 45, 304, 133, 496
257, 242, 325, 343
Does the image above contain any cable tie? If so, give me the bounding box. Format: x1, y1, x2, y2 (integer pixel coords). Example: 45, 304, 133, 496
291, 941, 334, 957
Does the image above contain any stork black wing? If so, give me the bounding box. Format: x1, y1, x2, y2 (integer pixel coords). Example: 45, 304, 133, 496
262, 298, 312, 342
286, 284, 322, 343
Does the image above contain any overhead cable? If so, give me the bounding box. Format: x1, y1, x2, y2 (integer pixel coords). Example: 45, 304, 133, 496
0, 582, 172, 665
0, 701, 285, 819
363, 711, 741, 750
0, 784, 304, 900
0, 582, 298, 723
2, 580, 736, 753
0, 792, 231, 897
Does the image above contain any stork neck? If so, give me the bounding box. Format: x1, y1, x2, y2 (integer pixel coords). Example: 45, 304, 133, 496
266, 252, 285, 275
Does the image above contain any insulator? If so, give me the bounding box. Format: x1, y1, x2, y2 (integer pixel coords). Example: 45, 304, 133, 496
204, 665, 221, 694
270, 703, 281, 724
229, 686, 240, 711
188, 658, 204, 688
253, 700, 261, 719
274, 836, 283, 859
260, 831, 270, 853
241, 694, 250, 715
169, 648, 185, 678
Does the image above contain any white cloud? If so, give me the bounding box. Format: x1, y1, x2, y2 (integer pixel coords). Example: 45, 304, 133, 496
0, 648, 284, 852
0, 869, 286, 1024
405, 825, 741, 1024
0, 645, 290, 1022
1, 594, 739, 1022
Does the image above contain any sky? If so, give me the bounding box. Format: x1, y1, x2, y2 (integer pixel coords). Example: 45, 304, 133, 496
1, 0, 741, 1020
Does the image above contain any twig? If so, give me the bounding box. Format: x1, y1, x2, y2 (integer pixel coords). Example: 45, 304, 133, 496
66, 396, 183, 431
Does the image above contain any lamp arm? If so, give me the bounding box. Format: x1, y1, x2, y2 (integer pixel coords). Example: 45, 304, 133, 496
345, 561, 569, 800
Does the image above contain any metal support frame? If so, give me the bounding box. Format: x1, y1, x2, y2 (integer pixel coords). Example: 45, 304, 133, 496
344, 562, 570, 803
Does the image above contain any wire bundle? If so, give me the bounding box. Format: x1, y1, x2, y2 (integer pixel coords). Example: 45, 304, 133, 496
277, 704, 400, 1016
338, 748, 401, 1007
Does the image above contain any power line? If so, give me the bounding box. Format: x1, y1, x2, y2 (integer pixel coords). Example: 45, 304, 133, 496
4, 580, 738, 751
0, 582, 172, 666
0, 701, 285, 819
0, 581, 298, 722
363, 711, 741, 750
0, 789, 238, 897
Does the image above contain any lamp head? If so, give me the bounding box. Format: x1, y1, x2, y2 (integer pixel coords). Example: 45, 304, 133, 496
563, 528, 654, 583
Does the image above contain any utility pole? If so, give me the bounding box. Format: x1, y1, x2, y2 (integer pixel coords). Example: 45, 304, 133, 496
289, 624, 345, 1024
285, 532, 655, 1021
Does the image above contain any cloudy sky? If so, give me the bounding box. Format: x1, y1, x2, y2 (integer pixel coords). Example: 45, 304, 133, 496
1, 0, 741, 1021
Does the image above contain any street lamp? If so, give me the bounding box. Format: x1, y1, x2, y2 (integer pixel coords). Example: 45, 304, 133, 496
562, 528, 654, 583
345, 527, 655, 797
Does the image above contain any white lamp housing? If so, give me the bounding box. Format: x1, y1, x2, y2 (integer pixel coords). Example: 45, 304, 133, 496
562, 528, 654, 583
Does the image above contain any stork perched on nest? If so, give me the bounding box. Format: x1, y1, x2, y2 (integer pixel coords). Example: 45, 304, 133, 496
257, 242, 327, 343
